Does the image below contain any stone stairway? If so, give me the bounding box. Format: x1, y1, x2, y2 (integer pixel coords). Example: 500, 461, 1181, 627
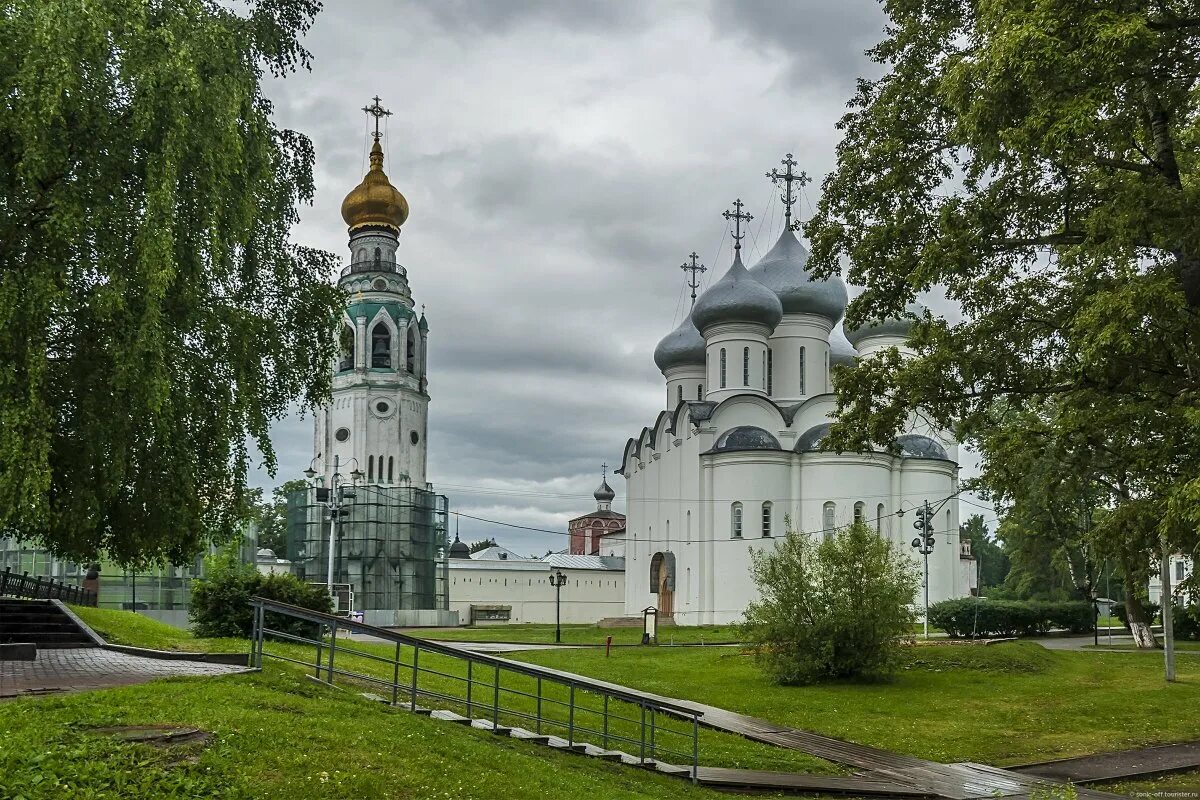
0, 598, 96, 649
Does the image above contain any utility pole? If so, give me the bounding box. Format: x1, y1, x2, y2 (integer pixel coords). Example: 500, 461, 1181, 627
911, 500, 935, 639
1163, 542, 1176, 682
327, 455, 340, 596
550, 569, 568, 643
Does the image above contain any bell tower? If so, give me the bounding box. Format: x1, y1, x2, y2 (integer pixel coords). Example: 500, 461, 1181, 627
314, 97, 430, 489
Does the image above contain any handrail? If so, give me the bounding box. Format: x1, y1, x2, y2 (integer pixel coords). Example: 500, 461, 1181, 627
0, 567, 97, 606
248, 597, 698, 718
249, 596, 702, 782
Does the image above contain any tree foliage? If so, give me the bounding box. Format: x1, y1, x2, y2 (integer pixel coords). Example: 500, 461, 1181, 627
806, 1, 1200, 644
0, 1, 342, 565
739, 519, 918, 685
250, 479, 309, 555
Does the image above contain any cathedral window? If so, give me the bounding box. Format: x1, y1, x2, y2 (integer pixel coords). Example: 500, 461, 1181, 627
407, 328, 417, 372
767, 349, 773, 394
677, 385, 683, 406
686, 510, 691, 544
388, 457, 394, 483
731, 502, 743, 538
761, 502, 772, 537
854, 501, 865, 525
799, 347, 806, 394
719, 348, 727, 388
374, 246, 381, 265
697, 384, 703, 400
368, 455, 374, 481
822, 502, 836, 541
371, 323, 391, 368
743, 347, 750, 386
877, 503, 885, 534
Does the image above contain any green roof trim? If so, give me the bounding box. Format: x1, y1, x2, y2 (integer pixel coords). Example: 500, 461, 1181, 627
345, 301, 413, 325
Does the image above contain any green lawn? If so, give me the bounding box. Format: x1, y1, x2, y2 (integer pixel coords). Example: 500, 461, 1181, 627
509, 642, 1200, 767
0, 669, 729, 800
1086, 641, 1200, 651
61, 607, 836, 776
409, 622, 742, 646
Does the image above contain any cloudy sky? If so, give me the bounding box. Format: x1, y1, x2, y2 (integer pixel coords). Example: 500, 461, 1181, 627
250, 0, 973, 554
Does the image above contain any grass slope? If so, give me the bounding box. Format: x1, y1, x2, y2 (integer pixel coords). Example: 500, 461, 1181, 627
511, 642, 1200, 766
0, 670, 726, 800
56, 608, 836, 775
411, 622, 742, 646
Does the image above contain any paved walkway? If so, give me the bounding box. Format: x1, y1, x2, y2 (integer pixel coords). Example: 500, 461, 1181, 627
0, 648, 251, 699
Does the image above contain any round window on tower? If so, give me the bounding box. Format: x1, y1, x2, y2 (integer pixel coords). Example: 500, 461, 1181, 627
376, 401, 390, 414
373, 278, 387, 291
335, 428, 350, 442
410, 431, 420, 445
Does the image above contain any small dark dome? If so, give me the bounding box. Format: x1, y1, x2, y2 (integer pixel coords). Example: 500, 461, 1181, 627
748, 228, 848, 321
448, 537, 471, 559
691, 252, 783, 334
893, 434, 949, 460
794, 422, 833, 452
711, 425, 781, 453
653, 313, 706, 372
845, 301, 928, 348
594, 478, 616, 503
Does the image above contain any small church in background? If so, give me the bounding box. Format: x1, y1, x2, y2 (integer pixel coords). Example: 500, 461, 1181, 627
568, 468, 626, 558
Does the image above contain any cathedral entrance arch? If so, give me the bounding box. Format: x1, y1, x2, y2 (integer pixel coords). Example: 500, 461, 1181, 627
649, 551, 675, 618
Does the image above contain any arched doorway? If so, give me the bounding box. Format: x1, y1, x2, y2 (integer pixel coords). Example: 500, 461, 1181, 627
649, 552, 675, 618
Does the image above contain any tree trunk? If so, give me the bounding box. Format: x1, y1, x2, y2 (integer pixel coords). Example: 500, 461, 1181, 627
1125, 594, 1158, 649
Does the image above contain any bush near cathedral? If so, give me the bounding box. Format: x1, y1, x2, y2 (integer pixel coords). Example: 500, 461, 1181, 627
739, 520, 919, 685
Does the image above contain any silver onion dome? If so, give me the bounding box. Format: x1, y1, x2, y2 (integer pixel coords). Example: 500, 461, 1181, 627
691, 251, 783, 334
594, 477, 616, 503
748, 228, 848, 322
828, 322, 858, 367
653, 312, 706, 372
844, 300, 928, 349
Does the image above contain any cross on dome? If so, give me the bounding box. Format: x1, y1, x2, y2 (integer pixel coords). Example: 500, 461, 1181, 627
362, 95, 392, 141
766, 153, 810, 228
722, 199, 753, 252
680, 251, 707, 307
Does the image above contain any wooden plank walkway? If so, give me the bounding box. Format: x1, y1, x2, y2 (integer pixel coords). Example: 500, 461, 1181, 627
460, 643, 1126, 800
1009, 739, 1200, 784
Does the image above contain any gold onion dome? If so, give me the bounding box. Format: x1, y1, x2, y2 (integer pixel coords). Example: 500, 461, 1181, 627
340, 140, 409, 232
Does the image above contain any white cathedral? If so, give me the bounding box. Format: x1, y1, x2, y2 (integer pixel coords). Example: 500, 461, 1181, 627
617, 162, 976, 625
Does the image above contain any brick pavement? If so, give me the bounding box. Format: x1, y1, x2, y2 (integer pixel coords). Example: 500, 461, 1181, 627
0, 648, 250, 698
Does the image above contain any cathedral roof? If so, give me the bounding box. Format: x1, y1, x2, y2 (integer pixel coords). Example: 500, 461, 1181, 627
829, 322, 858, 367
691, 252, 782, 334
341, 140, 409, 233
844, 300, 928, 348
893, 434, 949, 460
707, 425, 781, 453
747, 228, 847, 322
653, 312, 706, 372
448, 536, 470, 559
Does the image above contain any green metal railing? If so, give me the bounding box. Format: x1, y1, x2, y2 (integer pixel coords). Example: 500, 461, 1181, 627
249, 597, 700, 782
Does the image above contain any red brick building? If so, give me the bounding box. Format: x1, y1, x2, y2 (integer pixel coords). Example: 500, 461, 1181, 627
568, 472, 625, 556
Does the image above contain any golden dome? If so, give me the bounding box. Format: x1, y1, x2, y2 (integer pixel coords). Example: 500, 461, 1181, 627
340, 140, 409, 232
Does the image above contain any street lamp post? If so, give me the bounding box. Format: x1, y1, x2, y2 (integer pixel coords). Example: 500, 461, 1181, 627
550, 569, 567, 643
911, 500, 935, 639
303, 454, 362, 604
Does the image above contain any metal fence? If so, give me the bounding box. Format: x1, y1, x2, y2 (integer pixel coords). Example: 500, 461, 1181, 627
0, 567, 97, 606
249, 597, 701, 781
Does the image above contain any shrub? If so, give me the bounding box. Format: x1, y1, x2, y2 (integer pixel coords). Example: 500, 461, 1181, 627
190, 561, 332, 639
928, 598, 1094, 638
738, 520, 919, 684
1171, 605, 1200, 640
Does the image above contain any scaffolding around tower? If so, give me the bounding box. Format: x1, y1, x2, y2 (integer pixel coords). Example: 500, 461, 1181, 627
285, 484, 455, 626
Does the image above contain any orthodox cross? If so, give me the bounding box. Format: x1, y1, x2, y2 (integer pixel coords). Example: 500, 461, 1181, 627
680, 251, 706, 307
601, 463, 609, 481
766, 153, 810, 229
722, 198, 753, 252
362, 95, 392, 141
